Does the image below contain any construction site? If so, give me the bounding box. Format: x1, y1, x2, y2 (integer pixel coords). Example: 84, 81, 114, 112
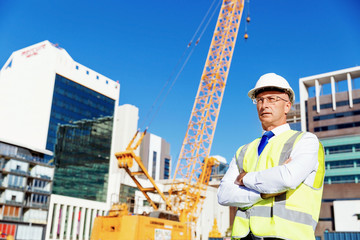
0, 0, 359, 240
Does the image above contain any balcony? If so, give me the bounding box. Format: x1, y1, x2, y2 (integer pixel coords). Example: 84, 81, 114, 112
25, 202, 49, 209
5, 200, 23, 207
30, 187, 51, 195
2, 216, 23, 222
28, 174, 52, 181
0, 152, 53, 166
1, 169, 29, 178
7, 184, 25, 190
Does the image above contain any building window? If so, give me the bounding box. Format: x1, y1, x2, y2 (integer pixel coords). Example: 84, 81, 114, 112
0, 223, 17, 236
313, 110, 360, 121
31, 194, 48, 205
314, 121, 360, 132
164, 158, 170, 179
152, 151, 157, 179
325, 175, 360, 184
8, 175, 24, 188
327, 159, 359, 169
96, 75, 99, 80
106, 80, 109, 84
325, 144, 360, 155
312, 98, 360, 111
86, 70, 89, 75
76, 65, 79, 70
3, 206, 20, 218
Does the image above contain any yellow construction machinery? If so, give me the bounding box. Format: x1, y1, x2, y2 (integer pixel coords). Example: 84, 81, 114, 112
91, 0, 245, 239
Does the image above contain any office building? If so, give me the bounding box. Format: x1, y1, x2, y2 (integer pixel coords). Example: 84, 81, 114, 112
139, 133, 171, 181
209, 155, 228, 182
46, 104, 137, 240
299, 66, 360, 236
287, 103, 301, 131
299, 66, 360, 184
0, 40, 120, 239
0, 40, 120, 204
0, 139, 54, 239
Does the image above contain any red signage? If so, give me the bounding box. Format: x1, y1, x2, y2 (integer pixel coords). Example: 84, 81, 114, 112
22, 43, 46, 58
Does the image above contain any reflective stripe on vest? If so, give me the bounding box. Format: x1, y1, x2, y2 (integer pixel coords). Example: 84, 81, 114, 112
232, 130, 324, 240
236, 143, 250, 171
278, 131, 302, 165
250, 204, 318, 231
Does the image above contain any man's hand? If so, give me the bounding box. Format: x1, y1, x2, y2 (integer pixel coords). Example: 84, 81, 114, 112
283, 157, 292, 165
234, 171, 247, 186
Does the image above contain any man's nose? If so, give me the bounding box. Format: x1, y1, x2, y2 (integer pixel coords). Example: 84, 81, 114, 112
261, 99, 271, 108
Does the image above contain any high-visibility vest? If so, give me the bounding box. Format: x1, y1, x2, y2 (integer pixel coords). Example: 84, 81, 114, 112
231, 130, 325, 240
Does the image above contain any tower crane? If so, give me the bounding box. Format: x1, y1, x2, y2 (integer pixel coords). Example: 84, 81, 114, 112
91, 0, 245, 239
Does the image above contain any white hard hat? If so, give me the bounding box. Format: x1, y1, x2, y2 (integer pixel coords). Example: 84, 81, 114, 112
248, 73, 295, 104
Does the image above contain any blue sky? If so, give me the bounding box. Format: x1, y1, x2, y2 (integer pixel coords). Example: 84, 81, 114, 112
1, 0, 360, 167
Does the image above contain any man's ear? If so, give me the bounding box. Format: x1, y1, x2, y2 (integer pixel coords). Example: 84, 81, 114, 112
284, 102, 292, 114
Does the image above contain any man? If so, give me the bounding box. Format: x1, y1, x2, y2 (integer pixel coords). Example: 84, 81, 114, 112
218, 73, 325, 240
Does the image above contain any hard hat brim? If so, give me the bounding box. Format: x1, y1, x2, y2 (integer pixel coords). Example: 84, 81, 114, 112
248, 86, 295, 104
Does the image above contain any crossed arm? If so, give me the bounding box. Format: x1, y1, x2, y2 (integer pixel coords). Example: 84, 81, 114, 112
217, 133, 319, 208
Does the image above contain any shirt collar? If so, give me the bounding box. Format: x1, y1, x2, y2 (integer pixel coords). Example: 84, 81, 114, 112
262, 123, 290, 137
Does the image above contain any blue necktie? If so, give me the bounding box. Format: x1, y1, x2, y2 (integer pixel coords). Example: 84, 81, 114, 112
258, 131, 274, 155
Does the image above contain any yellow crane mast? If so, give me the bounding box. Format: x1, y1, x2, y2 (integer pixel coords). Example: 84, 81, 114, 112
169, 0, 244, 224
91, 0, 244, 239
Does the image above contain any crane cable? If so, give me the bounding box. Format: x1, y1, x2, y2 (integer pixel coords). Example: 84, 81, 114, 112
146, 0, 221, 129
139, 0, 221, 130
244, 0, 250, 40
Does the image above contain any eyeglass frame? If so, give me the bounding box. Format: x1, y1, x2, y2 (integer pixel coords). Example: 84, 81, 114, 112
252, 95, 289, 105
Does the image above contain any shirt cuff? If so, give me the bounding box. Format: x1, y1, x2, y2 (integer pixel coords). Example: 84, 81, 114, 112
248, 188, 262, 204
243, 172, 257, 192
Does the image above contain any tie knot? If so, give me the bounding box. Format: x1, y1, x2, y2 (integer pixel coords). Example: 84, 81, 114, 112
263, 131, 274, 139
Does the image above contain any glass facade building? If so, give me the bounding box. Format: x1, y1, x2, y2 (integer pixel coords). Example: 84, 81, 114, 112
50, 75, 115, 202
47, 74, 115, 153
53, 117, 113, 202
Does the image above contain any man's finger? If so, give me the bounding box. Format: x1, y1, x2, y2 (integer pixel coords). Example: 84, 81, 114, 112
283, 157, 292, 165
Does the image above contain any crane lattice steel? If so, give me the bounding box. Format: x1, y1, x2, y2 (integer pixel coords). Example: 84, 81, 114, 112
91, 1, 245, 239
169, 0, 245, 223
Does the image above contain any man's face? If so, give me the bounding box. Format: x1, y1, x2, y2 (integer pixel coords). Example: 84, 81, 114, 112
255, 90, 292, 131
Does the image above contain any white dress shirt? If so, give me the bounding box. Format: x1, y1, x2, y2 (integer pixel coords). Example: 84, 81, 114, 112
217, 124, 320, 208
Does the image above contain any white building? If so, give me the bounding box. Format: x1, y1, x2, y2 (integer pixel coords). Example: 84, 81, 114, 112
139, 133, 171, 181
0, 40, 120, 152
0, 40, 122, 239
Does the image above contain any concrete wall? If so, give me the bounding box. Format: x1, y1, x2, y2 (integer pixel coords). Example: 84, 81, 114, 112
333, 200, 360, 231
107, 104, 139, 206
